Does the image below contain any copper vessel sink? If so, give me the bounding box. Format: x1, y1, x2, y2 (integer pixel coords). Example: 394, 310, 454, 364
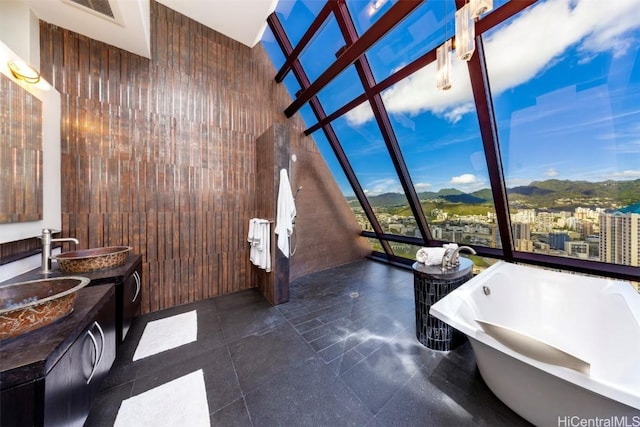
53, 246, 132, 273
0, 276, 90, 340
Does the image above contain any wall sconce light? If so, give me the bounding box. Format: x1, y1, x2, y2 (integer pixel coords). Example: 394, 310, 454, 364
470, 0, 493, 19
7, 59, 41, 84
436, 39, 453, 91
455, 3, 475, 61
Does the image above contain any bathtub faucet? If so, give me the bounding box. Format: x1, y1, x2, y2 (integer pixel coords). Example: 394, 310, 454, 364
41, 228, 79, 274
441, 246, 476, 271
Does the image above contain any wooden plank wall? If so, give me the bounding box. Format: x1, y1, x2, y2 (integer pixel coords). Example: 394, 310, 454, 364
2, 1, 371, 313
36, 1, 297, 314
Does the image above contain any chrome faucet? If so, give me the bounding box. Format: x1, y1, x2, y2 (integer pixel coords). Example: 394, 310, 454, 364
41, 228, 79, 273
441, 246, 477, 271
441, 247, 457, 271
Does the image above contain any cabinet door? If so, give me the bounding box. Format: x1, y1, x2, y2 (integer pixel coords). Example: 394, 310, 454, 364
90, 293, 116, 394
121, 264, 142, 342
44, 322, 97, 426
1, 379, 42, 426
44, 293, 116, 427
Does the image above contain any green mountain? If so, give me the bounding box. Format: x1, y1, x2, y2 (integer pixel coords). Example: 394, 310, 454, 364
367, 192, 408, 207
348, 179, 640, 210
507, 179, 640, 208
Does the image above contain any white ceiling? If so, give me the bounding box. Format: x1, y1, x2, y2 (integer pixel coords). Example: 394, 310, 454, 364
157, 0, 278, 47
24, 0, 278, 58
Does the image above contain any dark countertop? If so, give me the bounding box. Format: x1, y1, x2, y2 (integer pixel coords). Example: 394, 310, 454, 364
1, 254, 142, 287
0, 284, 115, 390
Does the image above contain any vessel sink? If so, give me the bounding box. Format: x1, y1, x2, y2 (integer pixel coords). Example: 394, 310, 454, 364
53, 246, 132, 273
0, 276, 90, 340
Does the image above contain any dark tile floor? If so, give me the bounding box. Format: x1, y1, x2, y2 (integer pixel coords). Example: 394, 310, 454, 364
86, 260, 531, 426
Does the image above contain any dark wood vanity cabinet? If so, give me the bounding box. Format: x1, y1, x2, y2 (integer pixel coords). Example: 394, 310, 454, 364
43, 293, 116, 426
78, 255, 143, 346
119, 260, 142, 342
0, 285, 116, 427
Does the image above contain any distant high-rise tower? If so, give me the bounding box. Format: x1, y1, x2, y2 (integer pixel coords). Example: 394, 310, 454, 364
512, 222, 531, 241
599, 212, 639, 266
512, 222, 533, 252
549, 232, 569, 250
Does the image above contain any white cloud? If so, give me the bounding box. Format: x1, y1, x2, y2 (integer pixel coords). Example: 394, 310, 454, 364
545, 168, 559, 177
612, 170, 640, 178
451, 173, 478, 185
443, 103, 475, 124
414, 182, 432, 191
346, 0, 640, 127
364, 178, 402, 195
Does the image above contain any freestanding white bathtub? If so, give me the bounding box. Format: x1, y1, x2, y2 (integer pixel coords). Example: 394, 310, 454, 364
430, 261, 640, 426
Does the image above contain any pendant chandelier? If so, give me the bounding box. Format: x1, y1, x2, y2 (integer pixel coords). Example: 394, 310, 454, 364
436, 0, 493, 90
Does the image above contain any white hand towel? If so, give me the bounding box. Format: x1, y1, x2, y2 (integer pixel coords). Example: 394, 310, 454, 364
249, 219, 271, 272
274, 169, 296, 258
247, 218, 255, 243
249, 219, 259, 265
248, 218, 262, 247
415, 247, 448, 265
262, 219, 271, 272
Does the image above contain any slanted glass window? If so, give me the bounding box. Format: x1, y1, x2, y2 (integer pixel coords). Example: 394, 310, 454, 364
297, 104, 317, 130
390, 242, 423, 261
484, 0, 640, 267
332, 108, 419, 238
308, 129, 354, 199
298, 16, 345, 83
305, 128, 374, 234
366, 0, 454, 82
275, 0, 325, 47
261, 26, 286, 70
282, 72, 301, 99
367, 237, 384, 253
368, 65, 498, 248
346, 0, 397, 35
316, 65, 364, 117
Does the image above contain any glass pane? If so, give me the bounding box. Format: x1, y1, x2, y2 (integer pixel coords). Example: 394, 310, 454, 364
368, 237, 384, 253
347, 0, 398, 35
349, 62, 499, 248
299, 16, 345, 83
308, 128, 374, 233
260, 26, 286, 71
282, 72, 301, 100
390, 242, 423, 260
366, 0, 455, 82
467, 255, 499, 274
346, 197, 374, 232
304, 121, 349, 193
332, 109, 420, 238
298, 103, 316, 130
316, 65, 364, 117
484, 0, 640, 268
275, 0, 325, 47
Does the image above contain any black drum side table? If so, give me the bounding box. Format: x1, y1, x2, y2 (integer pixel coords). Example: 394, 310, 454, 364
412, 257, 473, 351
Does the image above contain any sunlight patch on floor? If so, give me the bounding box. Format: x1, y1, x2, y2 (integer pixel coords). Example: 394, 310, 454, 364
132, 310, 197, 361
114, 369, 210, 427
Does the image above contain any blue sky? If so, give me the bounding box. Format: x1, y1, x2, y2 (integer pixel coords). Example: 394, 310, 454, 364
262, 0, 640, 197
